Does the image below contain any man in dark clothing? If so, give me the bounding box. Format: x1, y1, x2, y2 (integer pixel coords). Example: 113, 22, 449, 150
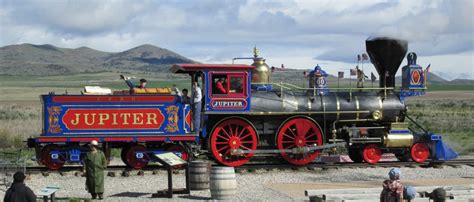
83, 140, 107, 200
4, 171, 36, 202
120, 75, 147, 89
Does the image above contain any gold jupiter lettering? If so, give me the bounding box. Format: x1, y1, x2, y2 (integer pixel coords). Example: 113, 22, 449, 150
146, 113, 158, 125
132, 113, 144, 125
84, 113, 96, 126
111, 113, 118, 125
71, 113, 80, 125
98, 113, 110, 125
120, 113, 131, 125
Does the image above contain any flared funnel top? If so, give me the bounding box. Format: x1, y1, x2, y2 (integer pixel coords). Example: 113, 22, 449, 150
366, 37, 408, 88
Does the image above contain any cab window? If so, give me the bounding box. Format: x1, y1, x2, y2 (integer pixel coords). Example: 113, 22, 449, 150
229, 76, 243, 93
211, 73, 246, 96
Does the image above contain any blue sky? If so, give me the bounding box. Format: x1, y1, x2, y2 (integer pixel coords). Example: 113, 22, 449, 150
1, 0, 473, 80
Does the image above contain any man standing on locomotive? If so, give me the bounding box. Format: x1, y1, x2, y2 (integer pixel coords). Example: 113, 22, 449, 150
83, 140, 107, 200
192, 81, 202, 133
120, 75, 147, 89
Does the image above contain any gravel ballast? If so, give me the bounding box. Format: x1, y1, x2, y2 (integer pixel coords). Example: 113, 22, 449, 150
0, 165, 472, 201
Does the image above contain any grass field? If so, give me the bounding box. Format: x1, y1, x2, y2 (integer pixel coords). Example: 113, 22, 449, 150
0, 72, 472, 156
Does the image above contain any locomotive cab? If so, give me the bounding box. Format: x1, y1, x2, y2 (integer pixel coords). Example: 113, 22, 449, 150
171, 64, 253, 113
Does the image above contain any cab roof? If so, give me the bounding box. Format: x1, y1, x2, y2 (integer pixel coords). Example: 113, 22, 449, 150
170, 63, 254, 74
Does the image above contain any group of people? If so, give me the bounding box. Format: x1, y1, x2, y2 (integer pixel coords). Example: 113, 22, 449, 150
4, 140, 106, 201
380, 168, 447, 202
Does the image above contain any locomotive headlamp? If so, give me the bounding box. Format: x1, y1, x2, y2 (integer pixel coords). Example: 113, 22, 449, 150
372, 110, 382, 120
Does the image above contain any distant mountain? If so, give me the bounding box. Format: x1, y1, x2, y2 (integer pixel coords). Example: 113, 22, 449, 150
433, 71, 473, 81
0, 43, 196, 75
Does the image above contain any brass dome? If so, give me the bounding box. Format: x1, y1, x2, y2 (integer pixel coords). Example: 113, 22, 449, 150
250, 47, 271, 84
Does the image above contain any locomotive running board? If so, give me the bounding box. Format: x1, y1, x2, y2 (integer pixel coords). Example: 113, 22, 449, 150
231, 142, 347, 155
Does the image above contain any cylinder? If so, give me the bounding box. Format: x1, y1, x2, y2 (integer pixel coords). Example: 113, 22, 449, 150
210, 166, 237, 200
189, 161, 211, 190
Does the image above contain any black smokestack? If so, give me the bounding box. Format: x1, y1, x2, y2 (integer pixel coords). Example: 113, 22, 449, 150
366, 37, 408, 88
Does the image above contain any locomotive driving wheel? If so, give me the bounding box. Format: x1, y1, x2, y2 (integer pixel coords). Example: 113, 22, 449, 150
41, 144, 65, 170
210, 118, 258, 167
123, 144, 149, 169
276, 117, 323, 166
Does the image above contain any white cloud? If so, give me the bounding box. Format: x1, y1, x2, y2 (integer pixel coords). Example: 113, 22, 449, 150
0, 0, 472, 78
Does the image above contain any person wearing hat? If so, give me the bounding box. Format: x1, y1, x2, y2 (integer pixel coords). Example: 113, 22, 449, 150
120, 75, 147, 89
83, 140, 107, 200
4, 171, 36, 202
403, 186, 417, 201
380, 168, 404, 202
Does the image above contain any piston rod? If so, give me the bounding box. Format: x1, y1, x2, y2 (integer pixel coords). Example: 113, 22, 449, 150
230, 142, 347, 155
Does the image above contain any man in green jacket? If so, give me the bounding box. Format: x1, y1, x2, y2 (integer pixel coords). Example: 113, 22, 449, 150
83, 140, 107, 200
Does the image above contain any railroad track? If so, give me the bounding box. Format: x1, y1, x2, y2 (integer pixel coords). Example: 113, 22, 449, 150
25, 159, 474, 174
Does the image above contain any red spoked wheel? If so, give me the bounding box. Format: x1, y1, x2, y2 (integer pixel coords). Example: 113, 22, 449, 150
41, 145, 65, 170
210, 118, 258, 167
276, 117, 323, 166
124, 144, 149, 169
362, 144, 382, 164
411, 143, 430, 163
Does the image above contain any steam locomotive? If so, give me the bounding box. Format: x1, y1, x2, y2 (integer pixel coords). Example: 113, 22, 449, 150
27, 37, 457, 170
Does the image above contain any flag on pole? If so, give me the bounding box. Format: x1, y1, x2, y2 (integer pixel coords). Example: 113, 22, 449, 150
424, 64, 431, 83
281, 64, 285, 70
338, 71, 344, 78
271, 66, 275, 72
371, 72, 376, 82
350, 68, 357, 76
357, 54, 361, 61
362, 53, 369, 60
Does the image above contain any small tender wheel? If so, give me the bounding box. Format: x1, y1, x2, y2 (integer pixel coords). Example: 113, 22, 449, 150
41, 144, 65, 170
124, 144, 149, 169
362, 144, 382, 164
411, 143, 430, 163
348, 148, 363, 163
210, 118, 258, 167
166, 144, 191, 169
121, 144, 130, 164
166, 144, 190, 162
276, 117, 323, 166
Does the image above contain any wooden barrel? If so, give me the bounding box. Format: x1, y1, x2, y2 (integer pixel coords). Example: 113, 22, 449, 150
210, 166, 237, 200
189, 161, 211, 190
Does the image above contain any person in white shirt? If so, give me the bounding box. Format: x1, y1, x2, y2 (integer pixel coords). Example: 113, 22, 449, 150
192, 82, 202, 132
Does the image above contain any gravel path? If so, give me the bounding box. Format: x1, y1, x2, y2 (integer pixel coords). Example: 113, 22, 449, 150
0, 165, 473, 201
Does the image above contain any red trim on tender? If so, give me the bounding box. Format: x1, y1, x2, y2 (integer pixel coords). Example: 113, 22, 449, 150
38, 137, 67, 142
171, 64, 254, 72
103, 137, 134, 141
136, 136, 166, 141
169, 136, 196, 141
52, 95, 176, 103
69, 137, 100, 142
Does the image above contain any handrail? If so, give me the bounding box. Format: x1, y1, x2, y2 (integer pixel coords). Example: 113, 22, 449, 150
269, 82, 394, 91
